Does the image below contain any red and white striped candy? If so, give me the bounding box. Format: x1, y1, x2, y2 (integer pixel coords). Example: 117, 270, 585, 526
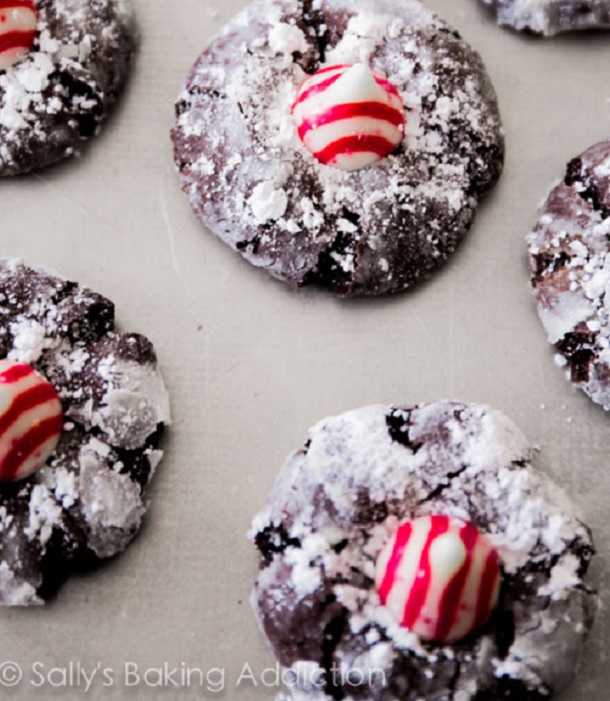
291, 63, 405, 172
0, 0, 37, 72
375, 515, 501, 643
0, 360, 62, 482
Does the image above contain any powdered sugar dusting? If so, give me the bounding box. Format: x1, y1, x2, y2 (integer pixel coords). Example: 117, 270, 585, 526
0, 0, 134, 175
251, 402, 596, 699
0, 258, 170, 605
92, 358, 171, 451
481, 0, 610, 35
78, 447, 146, 558
528, 139, 610, 410
172, 0, 503, 295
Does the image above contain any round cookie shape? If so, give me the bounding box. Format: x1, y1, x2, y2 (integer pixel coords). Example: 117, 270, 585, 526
250, 402, 596, 701
0, 0, 135, 176
172, 0, 504, 297
528, 139, 610, 410
478, 0, 610, 35
0, 258, 170, 605
375, 514, 501, 643
0, 360, 63, 482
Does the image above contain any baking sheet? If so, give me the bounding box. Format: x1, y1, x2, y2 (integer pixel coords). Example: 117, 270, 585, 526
0, 0, 608, 698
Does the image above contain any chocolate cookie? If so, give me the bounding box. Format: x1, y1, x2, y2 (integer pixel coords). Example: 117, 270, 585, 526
0, 259, 170, 605
0, 0, 135, 176
171, 0, 504, 297
250, 402, 596, 700
528, 139, 610, 410
479, 0, 610, 34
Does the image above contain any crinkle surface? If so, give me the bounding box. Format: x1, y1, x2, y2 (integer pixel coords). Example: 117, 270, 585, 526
172, 0, 504, 297
528, 139, 610, 410
0, 258, 170, 605
479, 0, 610, 35
250, 401, 596, 700
0, 0, 135, 176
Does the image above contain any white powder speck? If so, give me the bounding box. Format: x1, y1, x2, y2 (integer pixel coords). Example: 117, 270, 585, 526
248, 181, 288, 223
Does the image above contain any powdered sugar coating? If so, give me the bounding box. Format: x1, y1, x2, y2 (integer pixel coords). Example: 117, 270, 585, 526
172, 0, 504, 296
0, 258, 170, 605
0, 0, 135, 176
250, 401, 596, 700
479, 0, 610, 35
528, 139, 610, 410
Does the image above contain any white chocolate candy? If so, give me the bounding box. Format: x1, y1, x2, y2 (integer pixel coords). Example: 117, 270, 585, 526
291, 63, 405, 171
0, 360, 63, 482
375, 514, 501, 643
0, 0, 38, 72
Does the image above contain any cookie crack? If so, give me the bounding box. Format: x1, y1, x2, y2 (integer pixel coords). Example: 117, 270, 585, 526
565, 156, 610, 219
300, 0, 329, 67
236, 235, 262, 254
418, 465, 469, 505
53, 70, 105, 139
555, 328, 596, 384
386, 408, 423, 453
254, 524, 301, 566
447, 657, 463, 700
531, 250, 571, 281
320, 600, 349, 700
302, 228, 357, 295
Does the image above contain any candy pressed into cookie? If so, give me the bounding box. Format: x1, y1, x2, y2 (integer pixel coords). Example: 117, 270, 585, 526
172, 0, 504, 297
250, 401, 596, 700
0, 259, 170, 605
478, 0, 610, 35
0, 0, 135, 176
528, 139, 610, 410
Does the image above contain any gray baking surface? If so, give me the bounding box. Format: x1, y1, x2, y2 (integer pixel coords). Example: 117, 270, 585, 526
0, 0, 608, 698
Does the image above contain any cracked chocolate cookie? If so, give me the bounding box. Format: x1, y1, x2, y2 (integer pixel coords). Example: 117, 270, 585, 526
171, 0, 504, 297
250, 401, 596, 700
528, 139, 610, 410
0, 258, 170, 605
0, 0, 135, 176
478, 0, 610, 34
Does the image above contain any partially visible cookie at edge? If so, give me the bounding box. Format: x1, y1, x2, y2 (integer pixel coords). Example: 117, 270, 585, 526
528, 139, 610, 410
0, 258, 170, 605
479, 0, 610, 35
172, 0, 504, 297
0, 0, 135, 176
250, 401, 596, 700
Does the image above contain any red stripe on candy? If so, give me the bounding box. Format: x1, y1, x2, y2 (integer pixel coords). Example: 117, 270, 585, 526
314, 134, 398, 165
433, 523, 478, 641
312, 64, 349, 76
0, 30, 36, 54
0, 362, 33, 384
469, 548, 500, 635
374, 75, 400, 99
378, 521, 412, 604
297, 101, 404, 140
0, 414, 62, 481
0, 382, 59, 437
402, 515, 450, 629
292, 72, 344, 111
0, 0, 36, 10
